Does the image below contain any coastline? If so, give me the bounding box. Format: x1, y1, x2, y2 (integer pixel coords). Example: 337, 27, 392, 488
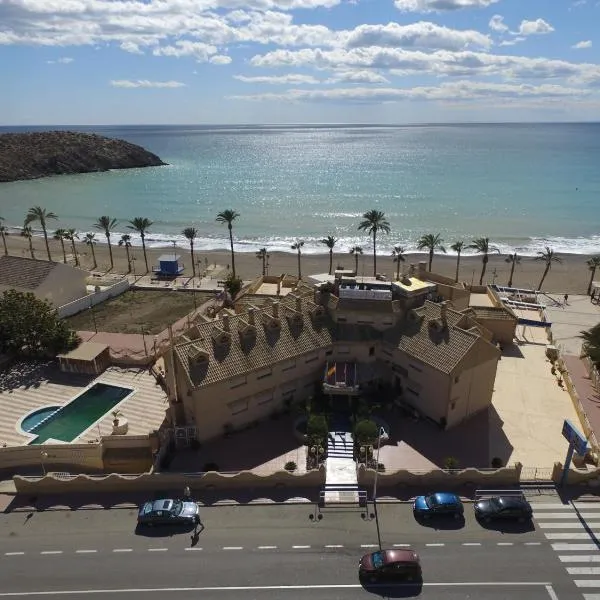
2, 232, 597, 295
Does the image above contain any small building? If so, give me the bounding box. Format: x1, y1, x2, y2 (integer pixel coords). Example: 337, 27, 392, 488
0, 255, 88, 308
152, 254, 184, 278
57, 342, 111, 375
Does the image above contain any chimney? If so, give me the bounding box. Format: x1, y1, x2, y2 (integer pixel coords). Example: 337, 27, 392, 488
409, 264, 416, 277
272, 301, 279, 318
247, 307, 255, 326
440, 301, 448, 326
295, 296, 302, 313
222, 313, 230, 332
418, 262, 427, 277
276, 281, 281, 296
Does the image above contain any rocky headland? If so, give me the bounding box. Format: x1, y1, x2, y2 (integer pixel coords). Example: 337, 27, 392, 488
0, 131, 167, 183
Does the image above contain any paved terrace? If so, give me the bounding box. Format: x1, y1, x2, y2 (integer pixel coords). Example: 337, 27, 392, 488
0, 364, 168, 447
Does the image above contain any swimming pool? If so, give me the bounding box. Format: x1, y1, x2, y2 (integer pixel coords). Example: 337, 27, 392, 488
26, 382, 134, 445
20, 406, 61, 433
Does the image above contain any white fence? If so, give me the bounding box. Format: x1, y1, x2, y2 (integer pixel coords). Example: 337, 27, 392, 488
58, 279, 130, 318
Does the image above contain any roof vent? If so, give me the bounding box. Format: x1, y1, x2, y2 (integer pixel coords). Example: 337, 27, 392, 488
211, 325, 231, 346
428, 318, 443, 332
407, 309, 421, 323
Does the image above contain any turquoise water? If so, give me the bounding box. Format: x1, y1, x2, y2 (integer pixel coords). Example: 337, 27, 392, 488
28, 382, 132, 445
21, 406, 60, 433
1, 124, 599, 256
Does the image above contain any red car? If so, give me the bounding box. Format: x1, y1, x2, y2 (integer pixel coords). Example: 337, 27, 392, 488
359, 549, 421, 583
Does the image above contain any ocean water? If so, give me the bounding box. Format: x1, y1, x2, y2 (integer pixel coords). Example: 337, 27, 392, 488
1, 123, 599, 256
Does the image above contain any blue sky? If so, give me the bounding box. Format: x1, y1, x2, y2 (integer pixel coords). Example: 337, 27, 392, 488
2, 0, 600, 124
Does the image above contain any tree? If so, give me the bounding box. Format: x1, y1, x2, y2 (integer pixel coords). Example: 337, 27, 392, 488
581, 322, 600, 365
127, 217, 153, 273
25, 206, 57, 262
417, 233, 446, 272
349, 246, 363, 275
53, 229, 68, 263
358, 209, 391, 277
256, 247, 270, 276
0, 217, 7, 256
535, 246, 562, 291
224, 271, 243, 299
468, 237, 499, 286
0, 289, 79, 358
586, 256, 600, 296
391, 245, 406, 280
118, 234, 133, 273
450, 241, 464, 283
216, 209, 239, 278
84, 233, 97, 270
505, 252, 521, 288
94, 216, 118, 271
64, 228, 79, 267
21, 225, 35, 259
291, 239, 304, 279
320, 235, 338, 275
182, 227, 198, 277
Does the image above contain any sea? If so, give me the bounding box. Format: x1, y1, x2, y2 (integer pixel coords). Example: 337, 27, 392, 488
1, 123, 599, 257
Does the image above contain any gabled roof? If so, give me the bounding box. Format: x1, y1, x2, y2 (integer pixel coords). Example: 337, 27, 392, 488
0, 255, 57, 290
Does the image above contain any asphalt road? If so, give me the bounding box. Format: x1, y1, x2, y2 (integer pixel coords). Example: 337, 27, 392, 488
0, 502, 585, 599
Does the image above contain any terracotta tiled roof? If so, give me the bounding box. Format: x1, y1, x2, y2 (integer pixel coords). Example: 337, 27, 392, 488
0, 255, 56, 290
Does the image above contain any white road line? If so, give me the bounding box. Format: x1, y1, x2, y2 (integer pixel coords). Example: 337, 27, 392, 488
533, 513, 600, 519
393, 544, 411, 548
576, 581, 600, 588
112, 549, 133, 553
538, 522, 600, 529
525, 542, 542, 546
324, 545, 343, 549
426, 543, 445, 547
568, 567, 600, 575
462, 543, 481, 546
360, 544, 378, 548
531, 504, 574, 510
545, 533, 595, 540
546, 584, 559, 600
497, 543, 514, 546
147, 549, 168, 552
552, 543, 600, 551
292, 545, 311, 549
75, 550, 97, 554
257, 546, 278, 550
222, 547, 243, 551
583, 595, 600, 599
4, 552, 25, 556
560, 556, 600, 562
184, 547, 202, 551
40, 551, 62, 555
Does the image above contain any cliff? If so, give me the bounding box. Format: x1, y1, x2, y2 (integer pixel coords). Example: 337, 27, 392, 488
0, 131, 167, 183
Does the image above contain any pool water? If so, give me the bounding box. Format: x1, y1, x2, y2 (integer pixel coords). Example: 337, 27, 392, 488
28, 382, 133, 445
21, 407, 61, 433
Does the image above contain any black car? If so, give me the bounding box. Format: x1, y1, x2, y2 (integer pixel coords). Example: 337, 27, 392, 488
359, 549, 421, 583
474, 496, 532, 522
137, 498, 199, 526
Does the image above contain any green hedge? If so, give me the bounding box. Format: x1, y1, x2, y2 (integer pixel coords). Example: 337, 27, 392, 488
354, 419, 378, 445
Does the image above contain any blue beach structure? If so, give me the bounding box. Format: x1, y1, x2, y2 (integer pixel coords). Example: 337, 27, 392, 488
153, 254, 184, 278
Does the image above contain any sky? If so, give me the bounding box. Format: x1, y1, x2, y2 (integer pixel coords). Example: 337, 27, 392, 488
2, 0, 600, 125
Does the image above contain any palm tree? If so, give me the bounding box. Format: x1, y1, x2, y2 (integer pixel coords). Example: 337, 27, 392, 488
505, 252, 521, 288
216, 209, 240, 278
349, 246, 363, 275
94, 216, 118, 270
581, 323, 600, 365
118, 234, 133, 273
53, 229, 68, 263
450, 241, 464, 283
0, 217, 9, 256
358, 209, 391, 277
291, 239, 304, 280
256, 247, 270, 276
468, 237, 499, 285
64, 228, 79, 266
84, 233, 97, 270
127, 217, 153, 273
21, 225, 35, 259
181, 227, 198, 277
586, 256, 600, 296
391, 245, 406, 280
417, 233, 446, 272
535, 246, 562, 291
320, 235, 338, 275
25, 206, 57, 262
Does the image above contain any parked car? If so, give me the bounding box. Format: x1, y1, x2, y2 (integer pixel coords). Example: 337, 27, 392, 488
474, 495, 533, 522
137, 498, 199, 526
413, 492, 464, 519
359, 549, 421, 583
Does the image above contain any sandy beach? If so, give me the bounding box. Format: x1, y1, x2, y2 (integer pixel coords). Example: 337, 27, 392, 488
2, 233, 598, 295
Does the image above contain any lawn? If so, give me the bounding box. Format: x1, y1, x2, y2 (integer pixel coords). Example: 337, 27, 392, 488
65, 289, 213, 335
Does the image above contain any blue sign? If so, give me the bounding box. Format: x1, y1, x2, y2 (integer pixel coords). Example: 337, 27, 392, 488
562, 419, 588, 456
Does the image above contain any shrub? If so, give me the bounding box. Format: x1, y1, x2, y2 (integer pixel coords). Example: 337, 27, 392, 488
491, 457, 503, 468
354, 419, 378, 446
284, 461, 297, 472
444, 456, 459, 470
203, 462, 219, 472
307, 414, 328, 444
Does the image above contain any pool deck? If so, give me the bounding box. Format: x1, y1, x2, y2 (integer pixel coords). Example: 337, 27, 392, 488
0, 363, 168, 447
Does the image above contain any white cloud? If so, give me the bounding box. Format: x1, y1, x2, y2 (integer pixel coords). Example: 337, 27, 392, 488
234, 73, 320, 83
47, 57, 74, 64
110, 79, 186, 88
518, 19, 554, 36
394, 0, 498, 12
573, 40, 593, 49
499, 37, 525, 47
327, 70, 390, 84
488, 15, 508, 33
120, 41, 143, 54
210, 55, 233, 64
153, 41, 219, 62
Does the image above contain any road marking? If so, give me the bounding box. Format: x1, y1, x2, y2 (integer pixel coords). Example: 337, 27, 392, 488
546, 584, 559, 600
576, 581, 600, 588
462, 543, 481, 546
560, 555, 600, 562
360, 544, 378, 548
184, 548, 202, 552
533, 513, 600, 519
324, 545, 343, 549
539, 522, 600, 529
525, 542, 542, 546
393, 544, 411, 548
112, 549, 133, 553
147, 549, 168, 552
40, 551, 62, 555
4, 552, 25, 556
426, 543, 445, 547
583, 595, 600, 599
497, 542, 514, 546
0, 582, 556, 596
569, 567, 600, 575
222, 547, 243, 551
552, 543, 599, 551
257, 546, 278, 550
545, 533, 593, 540
292, 545, 311, 549
75, 550, 97, 554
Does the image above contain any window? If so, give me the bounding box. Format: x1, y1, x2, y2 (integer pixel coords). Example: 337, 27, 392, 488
337, 345, 350, 354
325, 350, 333, 356
228, 399, 249, 415
409, 363, 423, 373
257, 394, 274, 405
357, 319, 373, 325
282, 361, 296, 372
257, 369, 272, 380
230, 376, 247, 389
337, 317, 347, 323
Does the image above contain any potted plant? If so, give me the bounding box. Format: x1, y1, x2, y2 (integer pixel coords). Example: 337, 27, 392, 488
111, 409, 122, 427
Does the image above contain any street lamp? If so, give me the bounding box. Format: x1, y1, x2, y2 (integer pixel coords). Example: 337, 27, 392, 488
40, 451, 48, 476
310, 445, 325, 468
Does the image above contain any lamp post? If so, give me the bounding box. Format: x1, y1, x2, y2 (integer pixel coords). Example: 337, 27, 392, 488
153, 335, 158, 358
40, 451, 48, 476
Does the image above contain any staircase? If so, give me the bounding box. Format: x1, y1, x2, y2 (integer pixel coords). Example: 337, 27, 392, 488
323, 414, 360, 504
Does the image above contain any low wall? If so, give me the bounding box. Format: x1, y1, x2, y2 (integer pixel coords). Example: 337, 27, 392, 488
551, 462, 600, 486
13, 465, 327, 495
58, 279, 130, 318
357, 463, 522, 488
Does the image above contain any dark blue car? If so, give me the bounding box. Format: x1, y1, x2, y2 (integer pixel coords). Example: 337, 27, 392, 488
413, 492, 464, 519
